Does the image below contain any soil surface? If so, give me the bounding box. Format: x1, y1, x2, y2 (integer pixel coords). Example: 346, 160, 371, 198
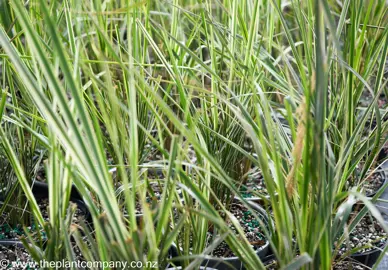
333, 260, 367, 270
347, 168, 385, 197
206, 202, 268, 258
0, 198, 89, 269
0, 198, 88, 241
338, 212, 387, 256
240, 170, 268, 198
0, 239, 88, 270
264, 256, 278, 269
261, 258, 367, 269
362, 171, 385, 197
264, 258, 369, 269
0, 244, 37, 270
174, 201, 269, 260
359, 90, 387, 109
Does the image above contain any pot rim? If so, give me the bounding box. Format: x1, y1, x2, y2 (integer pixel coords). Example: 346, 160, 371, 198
350, 240, 388, 257
0, 240, 24, 248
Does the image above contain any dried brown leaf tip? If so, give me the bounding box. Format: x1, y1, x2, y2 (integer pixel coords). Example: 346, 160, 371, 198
70, 224, 79, 233
286, 99, 307, 197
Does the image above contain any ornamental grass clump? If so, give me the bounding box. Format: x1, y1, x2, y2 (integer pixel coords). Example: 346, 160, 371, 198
0, 0, 387, 270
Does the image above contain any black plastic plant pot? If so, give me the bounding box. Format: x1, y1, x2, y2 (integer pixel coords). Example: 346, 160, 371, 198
262, 253, 275, 263
170, 201, 272, 270
351, 176, 388, 212
351, 171, 388, 213
352, 170, 388, 213
31, 180, 83, 201
262, 254, 277, 269
350, 243, 387, 268
0, 181, 91, 247
31, 181, 91, 222
0, 240, 24, 248
235, 194, 274, 205
367, 159, 388, 198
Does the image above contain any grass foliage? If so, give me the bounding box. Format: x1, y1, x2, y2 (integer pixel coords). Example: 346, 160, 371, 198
0, 0, 387, 269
